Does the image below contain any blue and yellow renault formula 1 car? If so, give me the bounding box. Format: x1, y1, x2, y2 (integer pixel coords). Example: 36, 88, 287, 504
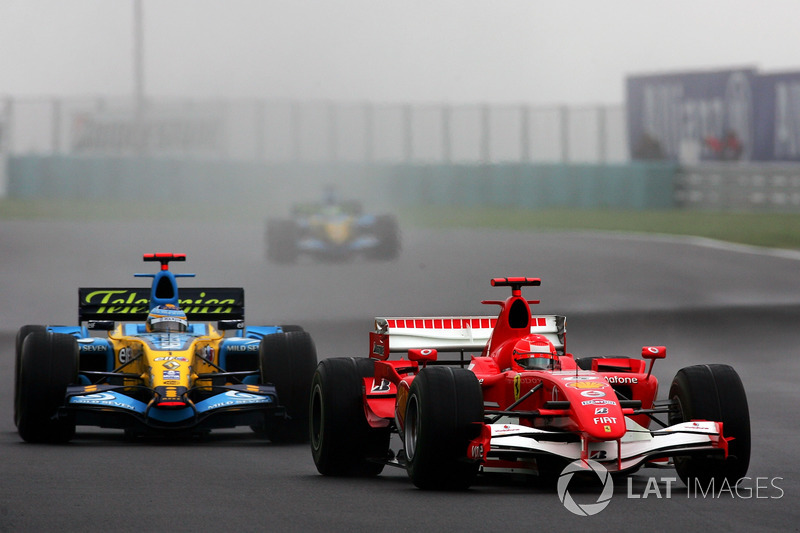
14, 253, 317, 443
266, 197, 400, 263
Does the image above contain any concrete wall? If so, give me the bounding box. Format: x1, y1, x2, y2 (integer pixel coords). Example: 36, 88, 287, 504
389, 162, 676, 209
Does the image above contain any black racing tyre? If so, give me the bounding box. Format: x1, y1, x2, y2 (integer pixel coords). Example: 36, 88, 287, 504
266, 219, 299, 264
310, 357, 391, 476
405, 366, 484, 490
366, 215, 400, 261
17, 331, 78, 443
14, 325, 47, 427
279, 325, 305, 333
259, 331, 318, 442
668, 364, 751, 487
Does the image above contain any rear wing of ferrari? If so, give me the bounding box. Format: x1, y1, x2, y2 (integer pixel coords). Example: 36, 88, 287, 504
371, 315, 565, 357
78, 287, 245, 323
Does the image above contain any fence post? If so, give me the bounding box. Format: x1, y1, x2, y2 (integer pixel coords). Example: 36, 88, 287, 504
2, 96, 13, 154
0, 96, 10, 197
560, 105, 569, 163
254, 99, 266, 161
364, 102, 374, 164
481, 104, 490, 163
328, 101, 338, 163
403, 104, 413, 162
598, 105, 607, 164
442, 104, 452, 163
291, 101, 302, 162
51, 98, 62, 154
520, 104, 531, 163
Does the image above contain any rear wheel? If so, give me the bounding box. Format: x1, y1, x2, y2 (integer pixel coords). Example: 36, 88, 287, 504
366, 215, 400, 261
14, 325, 47, 427
668, 364, 751, 487
17, 331, 78, 443
259, 331, 318, 442
405, 366, 483, 490
310, 357, 390, 476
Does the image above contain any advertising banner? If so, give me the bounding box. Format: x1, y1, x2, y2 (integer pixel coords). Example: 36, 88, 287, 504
70, 111, 225, 157
626, 68, 757, 162
753, 71, 800, 162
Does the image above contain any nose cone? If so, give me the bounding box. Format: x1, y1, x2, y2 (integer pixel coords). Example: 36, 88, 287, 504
153, 386, 189, 408
583, 413, 626, 440
324, 220, 352, 244
559, 378, 626, 440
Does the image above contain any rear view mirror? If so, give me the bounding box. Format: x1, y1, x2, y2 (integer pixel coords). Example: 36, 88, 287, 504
642, 346, 666, 359
641, 346, 665, 378
218, 320, 244, 331
87, 320, 115, 331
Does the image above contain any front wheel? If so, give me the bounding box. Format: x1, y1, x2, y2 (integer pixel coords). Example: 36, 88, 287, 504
14, 325, 47, 428
17, 331, 78, 443
310, 357, 390, 476
668, 364, 751, 487
404, 366, 483, 490
259, 331, 318, 442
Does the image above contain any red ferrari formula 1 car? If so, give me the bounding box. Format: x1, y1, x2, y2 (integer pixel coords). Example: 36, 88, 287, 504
310, 277, 750, 490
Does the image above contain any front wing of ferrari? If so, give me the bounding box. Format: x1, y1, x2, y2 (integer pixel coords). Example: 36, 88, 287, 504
471, 418, 728, 475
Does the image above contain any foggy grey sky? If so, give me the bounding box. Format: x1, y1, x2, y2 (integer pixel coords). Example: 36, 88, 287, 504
1, 0, 797, 105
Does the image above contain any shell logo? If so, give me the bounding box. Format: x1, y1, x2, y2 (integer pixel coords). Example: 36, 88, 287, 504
566, 381, 607, 389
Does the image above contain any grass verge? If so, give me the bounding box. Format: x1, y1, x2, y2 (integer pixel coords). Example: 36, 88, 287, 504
2, 198, 799, 250
402, 206, 800, 250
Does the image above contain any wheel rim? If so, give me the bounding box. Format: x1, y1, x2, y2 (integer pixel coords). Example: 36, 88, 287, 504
310, 383, 323, 451
404, 395, 420, 461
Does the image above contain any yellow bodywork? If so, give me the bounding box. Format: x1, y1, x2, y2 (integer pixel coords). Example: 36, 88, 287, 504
107, 324, 225, 396
309, 215, 355, 245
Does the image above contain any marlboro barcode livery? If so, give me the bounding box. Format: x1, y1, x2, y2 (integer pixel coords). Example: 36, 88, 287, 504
310, 277, 750, 490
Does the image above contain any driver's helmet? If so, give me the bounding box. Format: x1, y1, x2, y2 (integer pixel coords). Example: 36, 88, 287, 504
511, 335, 557, 371
146, 304, 188, 333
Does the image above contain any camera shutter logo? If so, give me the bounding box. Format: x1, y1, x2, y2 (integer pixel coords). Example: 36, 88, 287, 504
557, 459, 614, 516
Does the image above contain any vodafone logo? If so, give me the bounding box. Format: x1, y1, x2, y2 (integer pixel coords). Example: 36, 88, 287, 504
605, 376, 638, 384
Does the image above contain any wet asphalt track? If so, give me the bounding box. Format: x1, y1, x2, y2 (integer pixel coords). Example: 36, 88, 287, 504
1, 218, 799, 532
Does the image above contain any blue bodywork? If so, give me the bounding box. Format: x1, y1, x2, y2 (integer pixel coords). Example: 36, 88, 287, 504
44, 254, 300, 433
267, 201, 400, 263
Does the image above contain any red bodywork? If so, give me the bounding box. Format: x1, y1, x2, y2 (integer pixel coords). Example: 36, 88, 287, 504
365, 277, 665, 469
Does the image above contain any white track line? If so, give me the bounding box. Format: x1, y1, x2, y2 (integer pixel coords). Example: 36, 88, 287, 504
592, 231, 800, 261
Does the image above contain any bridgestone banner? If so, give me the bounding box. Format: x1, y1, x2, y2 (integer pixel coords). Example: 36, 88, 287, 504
70, 112, 224, 156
